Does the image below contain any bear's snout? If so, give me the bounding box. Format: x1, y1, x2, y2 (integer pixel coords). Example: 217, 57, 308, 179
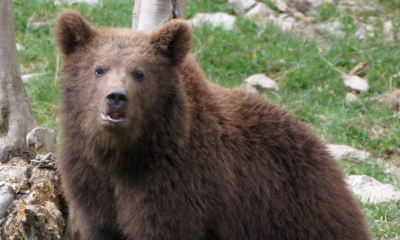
106, 88, 128, 109
100, 88, 129, 125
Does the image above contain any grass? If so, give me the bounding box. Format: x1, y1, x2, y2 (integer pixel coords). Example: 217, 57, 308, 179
13, 0, 400, 238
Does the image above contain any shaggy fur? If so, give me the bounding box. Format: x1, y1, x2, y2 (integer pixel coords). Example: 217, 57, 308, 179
55, 10, 371, 240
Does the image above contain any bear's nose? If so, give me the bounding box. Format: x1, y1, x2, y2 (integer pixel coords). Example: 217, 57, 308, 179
106, 88, 128, 108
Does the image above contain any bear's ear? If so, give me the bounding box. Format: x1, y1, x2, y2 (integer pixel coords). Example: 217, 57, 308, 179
54, 10, 96, 56
150, 19, 192, 65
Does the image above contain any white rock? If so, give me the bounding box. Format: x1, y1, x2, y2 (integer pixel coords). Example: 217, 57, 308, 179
383, 21, 394, 43
54, 0, 99, 5
307, 0, 324, 7
308, 0, 336, 7
327, 144, 370, 163
315, 20, 345, 38
0, 186, 14, 219
229, 0, 257, 14
343, 75, 369, 92
244, 2, 276, 24
355, 24, 374, 40
26, 127, 57, 154
271, 0, 287, 12
21, 73, 44, 83
346, 92, 359, 102
189, 13, 236, 30
244, 74, 279, 91
277, 14, 296, 31
366, 25, 374, 36
363, 6, 376, 14
383, 21, 394, 35
326, 21, 344, 35
16, 43, 24, 51
385, 166, 400, 182
346, 175, 400, 203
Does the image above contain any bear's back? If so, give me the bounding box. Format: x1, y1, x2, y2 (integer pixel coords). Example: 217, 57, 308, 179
177, 56, 370, 239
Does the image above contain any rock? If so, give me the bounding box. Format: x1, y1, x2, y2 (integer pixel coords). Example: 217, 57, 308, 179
271, 0, 288, 11
355, 24, 374, 40
53, 0, 99, 5
286, 0, 312, 13
316, 20, 345, 38
343, 75, 369, 92
383, 21, 394, 43
244, 2, 277, 25
26, 127, 57, 155
21, 73, 44, 83
271, 0, 315, 22
373, 89, 400, 111
277, 14, 296, 31
16, 43, 24, 51
307, 0, 336, 7
65, 0, 99, 4
244, 74, 279, 91
229, 0, 257, 15
188, 13, 236, 30
362, 6, 377, 14
346, 175, 400, 204
327, 144, 371, 163
385, 166, 400, 182
0, 186, 14, 219
346, 92, 359, 102
307, 0, 324, 7
229, 0, 276, 26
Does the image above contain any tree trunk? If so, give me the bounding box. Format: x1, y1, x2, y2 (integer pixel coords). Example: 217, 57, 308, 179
132, 0, 186, 33
0, 0, 37, 162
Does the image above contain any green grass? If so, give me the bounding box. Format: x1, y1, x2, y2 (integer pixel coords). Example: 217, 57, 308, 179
363, 202, 400, 240
13, 0, 400, 238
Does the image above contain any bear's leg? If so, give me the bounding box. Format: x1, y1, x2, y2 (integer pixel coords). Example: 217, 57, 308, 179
76, 211, 125, 240
115, 185, 209, 240
61, 158, 124, 240
79, 223, 125, 240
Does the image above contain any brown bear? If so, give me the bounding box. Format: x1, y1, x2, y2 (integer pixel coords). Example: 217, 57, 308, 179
55, 10, 371, 240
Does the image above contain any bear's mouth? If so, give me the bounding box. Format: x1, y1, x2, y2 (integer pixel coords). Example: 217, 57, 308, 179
101, 112, 126, 123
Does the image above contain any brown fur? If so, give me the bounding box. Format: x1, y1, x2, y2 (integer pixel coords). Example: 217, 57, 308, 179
55, 10, 371, 240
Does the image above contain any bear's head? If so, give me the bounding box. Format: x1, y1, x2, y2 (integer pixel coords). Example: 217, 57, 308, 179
55, 10, 191, 147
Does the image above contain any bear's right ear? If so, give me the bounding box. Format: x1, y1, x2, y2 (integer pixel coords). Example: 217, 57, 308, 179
54, 10, 96, 56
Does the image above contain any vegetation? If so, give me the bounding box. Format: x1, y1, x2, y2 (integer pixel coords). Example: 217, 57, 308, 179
13, 0, 400, 238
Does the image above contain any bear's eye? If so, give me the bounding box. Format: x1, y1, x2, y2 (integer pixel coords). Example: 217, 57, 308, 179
133, 70, 145, 82
95, 66, 105, 77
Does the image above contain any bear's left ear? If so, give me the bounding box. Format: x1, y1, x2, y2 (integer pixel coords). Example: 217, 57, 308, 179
150, 19, 192, 65
54, 10, 97, 56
